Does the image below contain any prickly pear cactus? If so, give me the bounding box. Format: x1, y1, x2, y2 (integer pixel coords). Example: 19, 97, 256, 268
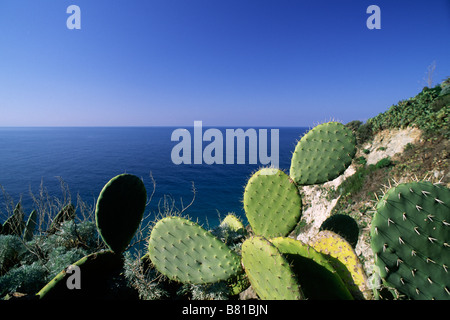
371, 181, 450, 300
148, 216, 242, 284
241, 236, 303, 300
290, 122, 356, 185
219, 213, 245, 233
271, 237, 353, 300
95, 173, 147, 254
310, 230, 369, 299
37, 250, 125, 299
243, 168, 302, 238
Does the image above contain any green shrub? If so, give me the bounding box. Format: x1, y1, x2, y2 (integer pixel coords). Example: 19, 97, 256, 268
345, 120, 363, 133
123, 252, 169, 300
0, 235, 27, 276
439, 86, 450, 97
368, 86, 448, 137
356, 156, 367, 165
338, 166, 369, 197
0, 219, 102, 298
44, 246, 90, 279
375, 157, 393, 169
0, 262, 48, 297
356, 122, 374, 145
404, 143, 415, 151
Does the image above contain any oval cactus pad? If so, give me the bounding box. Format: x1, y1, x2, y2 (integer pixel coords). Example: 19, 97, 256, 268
271, 237, 353, 300
310, 230, 369, 299
95, 174, 147, 253
243, 168, 302, 238
242, 236, 303, 300
290, 122, 356, 185
148, 216, 242, 284
371, 181, 450, 300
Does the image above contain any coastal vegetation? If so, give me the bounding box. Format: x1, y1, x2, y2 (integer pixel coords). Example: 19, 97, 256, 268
0, 78, 449, 300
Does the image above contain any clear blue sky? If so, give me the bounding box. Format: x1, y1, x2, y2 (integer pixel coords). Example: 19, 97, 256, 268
1, 0, 449, 127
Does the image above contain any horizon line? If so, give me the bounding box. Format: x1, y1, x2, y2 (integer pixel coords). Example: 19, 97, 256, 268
0, 124, 315, 129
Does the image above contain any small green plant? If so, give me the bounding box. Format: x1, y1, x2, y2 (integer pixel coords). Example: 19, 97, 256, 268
404, 142, 415, 152
375, 157, 392, 169
356, 122, 374, 145
356, 156, 367, 165
0, 235, 26, 276
338, 166, 369, 197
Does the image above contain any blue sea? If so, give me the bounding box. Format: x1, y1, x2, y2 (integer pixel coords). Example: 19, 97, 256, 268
0, 126, 307, 229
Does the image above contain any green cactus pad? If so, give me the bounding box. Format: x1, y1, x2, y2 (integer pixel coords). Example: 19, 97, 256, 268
148, 216, 242, 284
37, 250, 126, 299
243, 168, 302, 238
290, 122, 356, 185
95, 174, 147, 253
241, 236, 303, 300
271, 237, 353, 300
219, 213, 245, 233
371, 181, 450, 300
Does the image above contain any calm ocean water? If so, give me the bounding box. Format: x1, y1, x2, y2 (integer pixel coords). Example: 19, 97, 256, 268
0, 126, 307, 229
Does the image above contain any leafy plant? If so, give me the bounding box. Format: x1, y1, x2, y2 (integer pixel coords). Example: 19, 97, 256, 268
368, 86, 448, 138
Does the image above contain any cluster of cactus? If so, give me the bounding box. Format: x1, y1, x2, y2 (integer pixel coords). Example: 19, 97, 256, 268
370, 180, 450, 300
16, 120, 447, 300
37, 173, 147, 299
146, 121, 371, 300
239, 122, 372, 300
